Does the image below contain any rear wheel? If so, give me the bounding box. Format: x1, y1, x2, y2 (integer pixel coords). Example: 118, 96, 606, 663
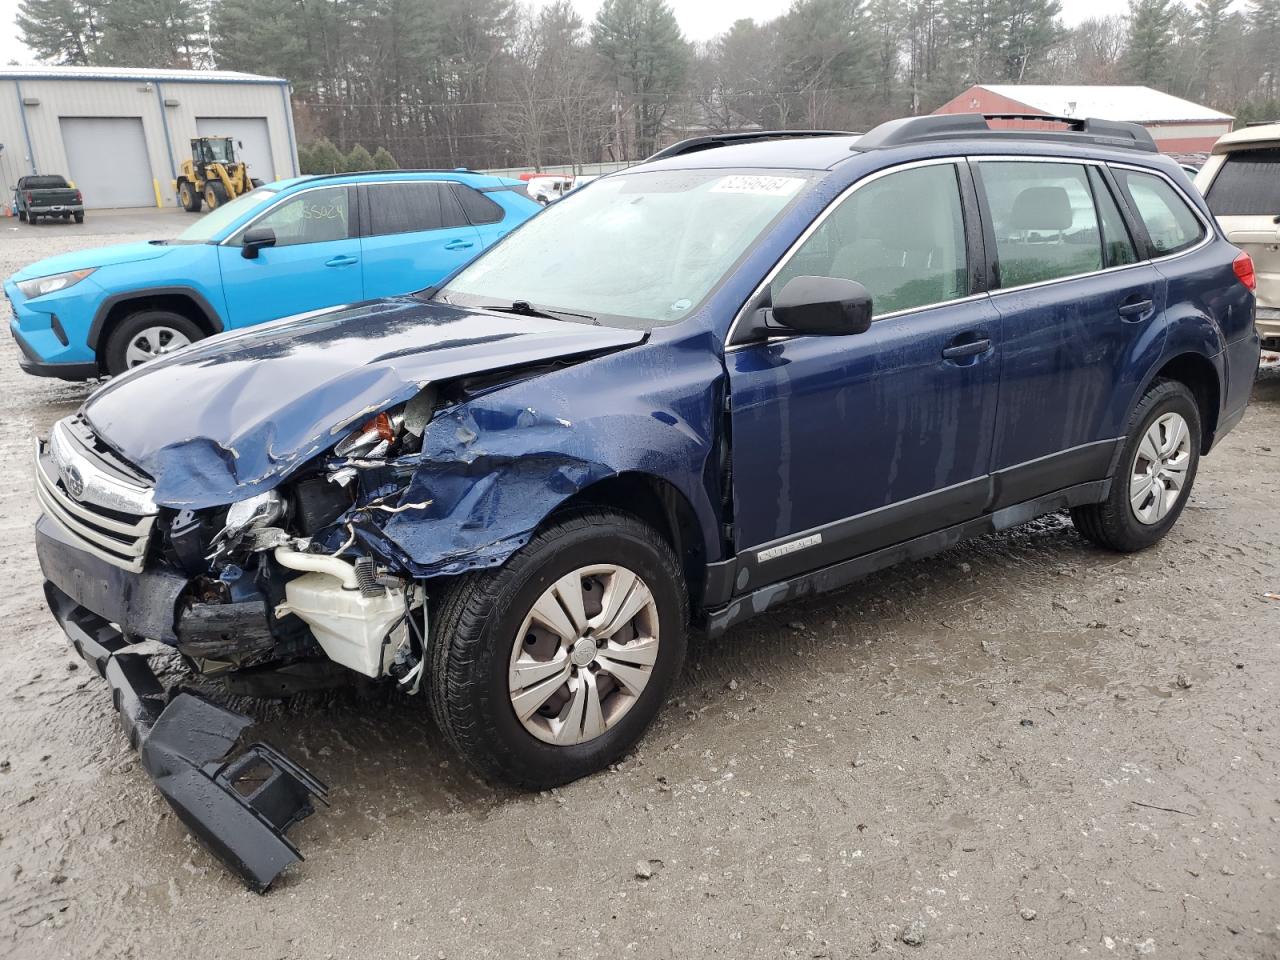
178, 180, 202, 213
73, 212, 84, 224
1071, 379, 1201, 552
103, 310, 203, 376
428, 507, 688, 789
204, 182, 228, 210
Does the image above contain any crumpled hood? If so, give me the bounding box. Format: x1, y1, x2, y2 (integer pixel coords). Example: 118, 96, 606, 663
81, 297, 645, 507
11, 240, 174, 281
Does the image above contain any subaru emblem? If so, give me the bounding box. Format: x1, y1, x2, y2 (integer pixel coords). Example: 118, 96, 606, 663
63, 463, 85, 499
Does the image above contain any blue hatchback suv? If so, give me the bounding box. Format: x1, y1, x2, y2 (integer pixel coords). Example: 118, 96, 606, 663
6, 170, 538, 378
34, 115, 1258, 890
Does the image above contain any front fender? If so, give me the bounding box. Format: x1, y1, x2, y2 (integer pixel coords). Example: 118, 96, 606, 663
368, 336, 725, 579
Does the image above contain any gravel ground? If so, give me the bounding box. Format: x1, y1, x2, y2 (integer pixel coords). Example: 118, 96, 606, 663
1, 216, 1278, 960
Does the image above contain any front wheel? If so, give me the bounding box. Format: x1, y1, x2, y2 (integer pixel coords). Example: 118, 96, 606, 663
428, 507, 688, 789
204, 182, 228, 210
1071, 379, 1201, 552
178, 180, 202, 212
103, 310, 203, 376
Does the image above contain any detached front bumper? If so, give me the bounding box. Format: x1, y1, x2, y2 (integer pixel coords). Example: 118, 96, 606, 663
44, 581, 329, 892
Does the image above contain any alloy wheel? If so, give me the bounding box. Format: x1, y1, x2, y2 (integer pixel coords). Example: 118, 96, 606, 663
508, 564, 660, 746
1129, 411, 1191, 525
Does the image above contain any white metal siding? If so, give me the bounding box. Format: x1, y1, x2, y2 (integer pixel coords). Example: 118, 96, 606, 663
196, 116, 275, 181
60, 116, 155, 208
0, 74, 297, 208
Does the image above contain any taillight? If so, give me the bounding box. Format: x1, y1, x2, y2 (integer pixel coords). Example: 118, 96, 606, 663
24, 192, 32, 203
1233, 251, 1257, 291
74, 190, 82, 202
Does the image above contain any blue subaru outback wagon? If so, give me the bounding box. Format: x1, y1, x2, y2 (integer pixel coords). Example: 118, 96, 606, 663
35, 115, 1258, 890
6, 170, 539, 378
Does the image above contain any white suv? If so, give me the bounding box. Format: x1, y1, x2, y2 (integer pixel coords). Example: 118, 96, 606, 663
1197, 123, 1280, 347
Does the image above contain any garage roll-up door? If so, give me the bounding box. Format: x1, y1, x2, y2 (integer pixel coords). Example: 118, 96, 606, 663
59, 117, 155, 208
196, 117, 276, 182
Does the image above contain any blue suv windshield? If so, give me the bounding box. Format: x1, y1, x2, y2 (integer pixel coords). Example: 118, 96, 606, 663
440, 168, 814, 328
172, 187, 280, 243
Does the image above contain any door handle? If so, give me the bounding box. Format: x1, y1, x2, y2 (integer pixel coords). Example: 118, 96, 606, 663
444, 239, 475, 251
1117, 298, 1154, 321
325, 255, 359, 267
941, 338, 991, 360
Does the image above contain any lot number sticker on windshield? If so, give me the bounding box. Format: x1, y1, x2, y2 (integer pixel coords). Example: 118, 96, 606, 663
710, 175, 805, 196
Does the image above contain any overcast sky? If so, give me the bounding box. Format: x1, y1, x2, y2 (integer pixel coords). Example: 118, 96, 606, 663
0, 0, 1159, 67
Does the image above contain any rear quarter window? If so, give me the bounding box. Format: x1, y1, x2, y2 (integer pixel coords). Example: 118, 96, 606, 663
1114, 169, 1206, 257
453, 184, 505, 225
1205, 149, 1280, 216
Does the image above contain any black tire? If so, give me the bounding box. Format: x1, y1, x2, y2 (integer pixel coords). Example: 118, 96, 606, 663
28, 213, 39, 225
428, 506, 688, 789
73, 212, 84, 224
204, 182, 228, 210
103, 310, 204, 376
1071, 379, 1201, 552
178, 180, 202, 213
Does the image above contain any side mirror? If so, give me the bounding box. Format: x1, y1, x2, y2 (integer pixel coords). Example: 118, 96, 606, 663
241, 226, 276, 259
771, 276, 873, 336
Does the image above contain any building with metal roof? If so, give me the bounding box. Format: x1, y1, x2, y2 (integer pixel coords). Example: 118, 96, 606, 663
0, 66, 298, 209
933, 84, 1233, 153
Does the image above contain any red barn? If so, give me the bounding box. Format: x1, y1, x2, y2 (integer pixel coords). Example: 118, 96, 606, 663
933, 85, 1233, 153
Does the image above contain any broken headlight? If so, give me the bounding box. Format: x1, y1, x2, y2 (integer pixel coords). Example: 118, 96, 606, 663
208, 490, 286, 559
331, 390, 436, 464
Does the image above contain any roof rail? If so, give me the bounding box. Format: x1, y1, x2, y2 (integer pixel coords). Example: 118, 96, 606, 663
853, 113, 1158, 153
297, 167, 478, 183
646, 130, 859, 162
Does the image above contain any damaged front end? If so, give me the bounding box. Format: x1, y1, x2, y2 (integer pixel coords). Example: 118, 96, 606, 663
36, 301, 662, 890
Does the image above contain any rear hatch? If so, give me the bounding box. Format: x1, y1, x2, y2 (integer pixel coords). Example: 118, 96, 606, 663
1201, 147, 1280, 317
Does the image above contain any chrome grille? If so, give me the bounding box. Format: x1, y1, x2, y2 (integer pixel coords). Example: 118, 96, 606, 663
35, 420, 157, 572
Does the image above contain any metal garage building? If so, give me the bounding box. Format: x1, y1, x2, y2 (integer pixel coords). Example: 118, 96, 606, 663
0, 66, 298, 210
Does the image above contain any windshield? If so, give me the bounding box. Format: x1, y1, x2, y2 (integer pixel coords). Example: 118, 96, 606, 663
174, 187, 279, 243
439, 168, 813, 328
207, 138, 234, 163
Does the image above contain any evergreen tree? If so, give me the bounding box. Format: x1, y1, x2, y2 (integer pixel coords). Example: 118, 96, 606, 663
345, 144, 374, 171
97, 0, 208, 67
591, 0, 691, 158
211, 0, 314, 88
371, 147, 399, 170
303, 138, 345, 174
1251, 0, 1280, 98
1000, 0, 1065, 82
16, 0, 104, 64
1126, 0, 1179, 87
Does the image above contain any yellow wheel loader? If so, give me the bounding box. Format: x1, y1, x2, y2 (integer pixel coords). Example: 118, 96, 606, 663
174, 136, 263, 212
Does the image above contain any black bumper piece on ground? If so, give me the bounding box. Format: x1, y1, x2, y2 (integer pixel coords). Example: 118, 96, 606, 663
45, 582, 328, 893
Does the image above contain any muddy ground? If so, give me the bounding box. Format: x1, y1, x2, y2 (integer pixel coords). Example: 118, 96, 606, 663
0, 213, 1277, 960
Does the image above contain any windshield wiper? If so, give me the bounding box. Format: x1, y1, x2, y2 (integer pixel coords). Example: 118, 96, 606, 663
480, 300, 599, 325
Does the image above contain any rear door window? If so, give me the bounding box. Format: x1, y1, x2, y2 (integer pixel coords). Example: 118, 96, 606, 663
1205, 149, 1280, 216
977, 161, 1103, 287
1113, 169, 1206, 256
1088, 167, 1138, 268
770, 162, 969, 317
367, 182, 470, 237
